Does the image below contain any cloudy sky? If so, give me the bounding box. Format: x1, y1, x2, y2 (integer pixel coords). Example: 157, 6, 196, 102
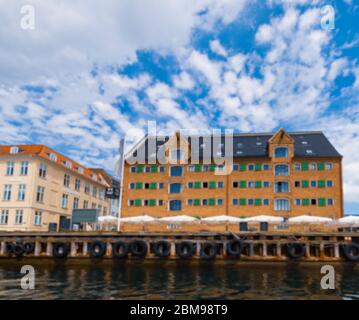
0, 0, 358, 213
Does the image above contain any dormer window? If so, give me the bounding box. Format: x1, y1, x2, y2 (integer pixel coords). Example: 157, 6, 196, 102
91, 174, 97, 181
274, 147, 289, 158
64, 160, 72, 169
306, 149, 313, 154
10, 147, 19, 154
49, 153, 57, 161
77, 167, 84, 174
302, 141, 308, 145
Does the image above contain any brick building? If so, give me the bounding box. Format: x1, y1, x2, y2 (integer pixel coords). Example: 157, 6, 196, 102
121, 129, 343, 224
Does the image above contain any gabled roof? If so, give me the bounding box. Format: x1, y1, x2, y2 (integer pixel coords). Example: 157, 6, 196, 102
125, 131, 342, 162
0, 144, 109, 186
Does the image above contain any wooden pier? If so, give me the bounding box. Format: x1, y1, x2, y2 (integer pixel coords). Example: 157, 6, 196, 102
1, 232, 359, 262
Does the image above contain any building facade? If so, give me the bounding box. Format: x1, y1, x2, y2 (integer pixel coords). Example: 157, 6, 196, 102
121, 129, 343, 223
0, 145, 110, 232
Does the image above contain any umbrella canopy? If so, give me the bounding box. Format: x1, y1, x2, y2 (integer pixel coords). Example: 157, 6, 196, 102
338, 216, 359, 225
98, 215, 118, 223
288, 215, 333, 224
201, 215, 242, 223
243, 215, 283, 223
119, 215, 156, 223
158, 215, 198, 223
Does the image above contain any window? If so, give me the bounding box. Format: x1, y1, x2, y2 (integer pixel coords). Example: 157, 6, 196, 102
158, 200, 164, 206
170, 166, 183, 177
188, 165, 195, 172
202, 199, 208, 206
39, 163, 47, 178
3, 184, 12, 201
217, 199, 223, 206
294, 181, 301, 188
187, 199, 193, 206
34, 211, 42, 225
169, 183, 182, 194
83, 200, 89, 209
248, 164, 254, 171
64, 174, 70, 188
6, 161, 14, 175
275, 181, 289, 193
274, 199, 290, 211
64, 160, 72, 169
61, 194, 69, 209
49, 153, 57, 161
301, 162, 309, 171
294, 163, 301, 171
263, 164, 270, 171
309, 163, 317, 171
263, 199, 269, 206
73, 197, 79, 209
218, 182, 224, 188
203, 182, 208, 189
263, 181, 270, 188
92, 186, 97, 198
233, 199, 239, 205
311, 199, 317, 205
91, 203, 96, 209
188, 182, 194, 189
233, 181, 238, 188
17, 184, 26, 201
248, 199, 254, 206
10, 146, 19, 154
159, 183, 164, 189
327, 180, 333, 187
325, 163, 333, 170
15, 210, 23, 225
327, 198, 334, 206
233, 164, 239, 171
84, 183, 90, 194
275, 164, 289, 176
145, 166, 151, 173
170, 149, 184, 162
144, 183, 150, 190
294, 199, 301, 206
203, 165, 209, 172
255, 163, 262, 171
311, 180, 317, 188
169, 200, 182, 211
159, 166, 165, 173
0, 210, 9, 224
274, 147, 288, 158
248, 181, 255, 188
20, 161, 29, 175
130, 166, 136, 173
75, 179, 81, 191
36, 186, 45, 203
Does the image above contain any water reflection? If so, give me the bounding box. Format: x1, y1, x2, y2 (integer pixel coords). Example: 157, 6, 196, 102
0, 259, 358, 300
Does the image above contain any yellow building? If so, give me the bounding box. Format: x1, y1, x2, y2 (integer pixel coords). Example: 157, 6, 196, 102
0, 145, 110, 232
121, 129, 343, 232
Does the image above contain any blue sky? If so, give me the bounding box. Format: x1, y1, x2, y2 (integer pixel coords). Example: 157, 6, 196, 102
0, 0, 358, 214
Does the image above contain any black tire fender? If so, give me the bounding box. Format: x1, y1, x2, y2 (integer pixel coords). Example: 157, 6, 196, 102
200, 242, 217, 260
153, 241, 171, 258
176, 241, 195, 259
287, 243, 306, 259
130, 240, 148, 257
112, 241, 129, 259
342, 243, 359, 262
226, 240, 244, 257
53, 242, 70, 258
88, 241, 107, 258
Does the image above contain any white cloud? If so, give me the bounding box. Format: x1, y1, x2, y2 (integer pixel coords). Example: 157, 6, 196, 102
210, 40, 228, 57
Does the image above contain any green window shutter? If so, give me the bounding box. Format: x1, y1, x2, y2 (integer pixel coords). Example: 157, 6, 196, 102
137, 165, 143, 173
318, 162, 325, 171
255, 198, 262, 206
301, 162, 309, 171
136, 182, 143, 189
255, 163, 262, 171
318, 180, 325, 188
150, 182, 157, 190
239, 163, 246, 171
318, 198, 326, 206
302, 198, 310, 206
209, 181, 216, 189
194, 199, 200, 206
195, 164, 201, 172
302, 180, 309, 188
150, 165, 158, 173
240, 180, 246, 188
209, 198, 215, 206
210, 164, 216, 172
240, 198, 246, 206
255, 181, 262, 188
134, 199, 142, 206
194, 182, 201, 189
149, 199, 156, 206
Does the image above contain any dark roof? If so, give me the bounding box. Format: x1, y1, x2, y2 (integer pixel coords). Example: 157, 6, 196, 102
126, 131, 341, 162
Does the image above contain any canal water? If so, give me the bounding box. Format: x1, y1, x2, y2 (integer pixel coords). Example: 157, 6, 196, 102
0, 259, 358, 300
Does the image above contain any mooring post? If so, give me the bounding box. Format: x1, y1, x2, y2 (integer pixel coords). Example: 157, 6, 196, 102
170, 242, 176, 257
248, 242, 254, 256
276, 242, 282, 257
222, 241, 227, 257
83, 242, 88, 256
0, 242, 5, 256
262, 243, 267, 257
106, 242, 112, 257
70, 242, 77, 257
46, 242, 53, 256
196, 241, 201, 257
334, 243, 340, 258
34, 241, 41, 256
